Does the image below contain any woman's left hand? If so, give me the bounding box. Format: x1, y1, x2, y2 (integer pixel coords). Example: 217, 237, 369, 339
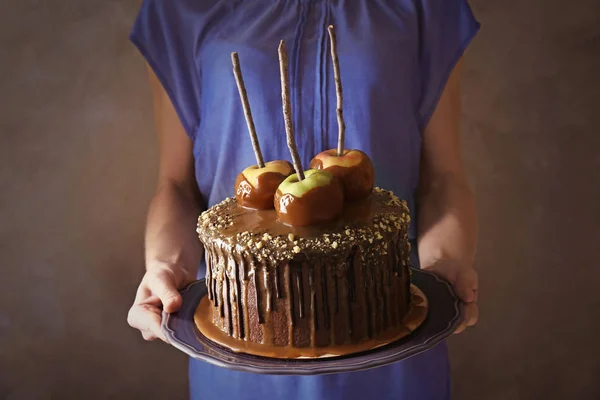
425, 261, 479, 334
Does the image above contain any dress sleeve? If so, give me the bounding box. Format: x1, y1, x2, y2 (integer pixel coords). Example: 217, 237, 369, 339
129, 0, 202, 140
416, 0, 480, 131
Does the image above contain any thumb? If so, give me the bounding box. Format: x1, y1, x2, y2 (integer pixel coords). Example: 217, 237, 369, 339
147, 270, 183, 313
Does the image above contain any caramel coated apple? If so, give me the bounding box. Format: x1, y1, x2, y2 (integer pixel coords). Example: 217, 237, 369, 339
274, 169, 344, 226
309, 149, 375, 201
235, 160, 294, 210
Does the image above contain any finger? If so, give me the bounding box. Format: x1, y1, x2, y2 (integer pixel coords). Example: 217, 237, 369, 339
142, 330, 157, 341
142, 329, 169, 343
454, 269, 478, 303
146, 270, 183, 313
454, 303, 477, 334
467, 303, 479, 327
141, 329, 169, 343
134, 284, 151, 304
453, 317, 468, 334
138, 294, 163, 307
465, 268, 479, 291
127, 304, 168, 342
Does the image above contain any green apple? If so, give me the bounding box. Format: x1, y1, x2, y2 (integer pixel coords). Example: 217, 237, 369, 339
276, 169, 335, 198
274, 169, 345, 226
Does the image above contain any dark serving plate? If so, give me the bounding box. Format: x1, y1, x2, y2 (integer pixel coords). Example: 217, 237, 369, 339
162, 268, 462, 375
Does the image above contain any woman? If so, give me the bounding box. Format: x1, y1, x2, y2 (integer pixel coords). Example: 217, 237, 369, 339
127, 0, 480, 398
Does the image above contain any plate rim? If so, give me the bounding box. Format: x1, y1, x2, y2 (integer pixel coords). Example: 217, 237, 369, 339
162, 268, 462, 375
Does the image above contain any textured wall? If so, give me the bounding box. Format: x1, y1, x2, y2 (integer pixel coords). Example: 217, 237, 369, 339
0, 0, 598, 399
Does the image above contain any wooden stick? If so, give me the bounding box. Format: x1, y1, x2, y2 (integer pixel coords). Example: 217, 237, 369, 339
328, 25, 346, 157
278, 40, 305, 180
232, 52, 265, 168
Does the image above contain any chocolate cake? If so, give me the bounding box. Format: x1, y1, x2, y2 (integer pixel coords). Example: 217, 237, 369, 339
195, 187, 418, 358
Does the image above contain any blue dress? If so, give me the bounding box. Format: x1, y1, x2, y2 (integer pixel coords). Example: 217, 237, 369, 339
130, 1, 479, 398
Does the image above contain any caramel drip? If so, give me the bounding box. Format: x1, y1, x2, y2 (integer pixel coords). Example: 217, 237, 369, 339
381, 245, 390, 328
333, 275, 339, 314
211, 247, 218, 310
253, 266, 264, 324
241, 254, 248, 281
308, 265, 317, 346
264, 267, 273, 313
212, 278, 218, 310
372, 257, 381, 333
260, 264, 273, 345
389, 242, 399, 325
397, 238, 409, 307
242, 275, 250, 341
242, 253, 252, 339
347, 248, 357, 302
225, 272, 233, 336
206, 250, 213, 301
296, 267, 304, 319
286, 263, 295, 327
285, 263, 295, 345
216, 248, 225, 319
393, 239, 402, 277
404, 240, 412, 307
234, 257, 245, 339
274, 265, 282, 299
320, 265, 330, 329
362, 259, 373, 338
346, 271, 353, 338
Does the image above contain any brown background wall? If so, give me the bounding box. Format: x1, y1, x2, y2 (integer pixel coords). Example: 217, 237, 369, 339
1, 1, 599, 399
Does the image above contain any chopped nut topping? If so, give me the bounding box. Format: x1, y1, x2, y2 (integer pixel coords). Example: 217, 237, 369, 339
196, 189, 412, 265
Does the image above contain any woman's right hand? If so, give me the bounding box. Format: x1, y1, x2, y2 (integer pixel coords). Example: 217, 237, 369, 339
127, 263, 195, 342
128, 63, 202, 342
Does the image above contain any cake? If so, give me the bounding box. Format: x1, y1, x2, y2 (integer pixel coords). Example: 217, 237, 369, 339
193, 29, 426, 358
195, 187, 417, 358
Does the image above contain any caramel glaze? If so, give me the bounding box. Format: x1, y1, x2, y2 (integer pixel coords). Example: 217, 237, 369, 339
195, 284, 428, 359
274, 178, 344, 226
309, 149, 375, 202
235, 171, 289, 210
197, 188, 412, 353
